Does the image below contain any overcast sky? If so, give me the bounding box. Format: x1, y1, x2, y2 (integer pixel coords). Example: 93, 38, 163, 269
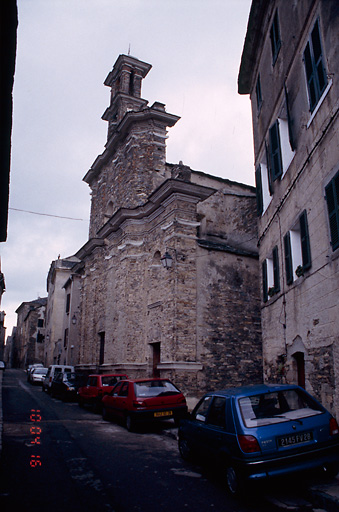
1, 0, 254, 337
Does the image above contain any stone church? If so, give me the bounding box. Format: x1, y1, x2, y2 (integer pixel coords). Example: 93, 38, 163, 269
74, 54, 262, 401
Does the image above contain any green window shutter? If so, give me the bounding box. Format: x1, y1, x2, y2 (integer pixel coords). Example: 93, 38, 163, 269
284, 232, 293, 285
255, 166, 263, 216
270, 10, 281, 65
284, 84, 295, 151
299, 210, 311, 270
325, 173, 339, 251
303, 19, 327, 112
265, 141, 274, 195
262, 260, 268, 303
311, 20, 327, 96
269, 120, 283, 181
256, 75, 262, 111
272, 246, 280, 292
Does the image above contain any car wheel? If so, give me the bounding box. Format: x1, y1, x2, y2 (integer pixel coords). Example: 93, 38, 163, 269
225, 466, 242, 496
178, 436, 192, 461
126, 414, 134, 432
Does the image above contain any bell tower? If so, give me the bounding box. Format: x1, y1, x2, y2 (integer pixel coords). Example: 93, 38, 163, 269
84, 54, 180, 238
102, 54, 152, 141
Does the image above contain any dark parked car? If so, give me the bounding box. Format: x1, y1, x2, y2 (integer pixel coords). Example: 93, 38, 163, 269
102, 378, 188, 431
78, 373, 128, 410
178, 384, 339, 495
50, 372, 87, 401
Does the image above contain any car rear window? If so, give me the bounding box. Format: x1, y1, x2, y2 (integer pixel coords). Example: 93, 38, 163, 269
135, 380, 180, 398
102, 376, 122, 386
239, 388, 323, 428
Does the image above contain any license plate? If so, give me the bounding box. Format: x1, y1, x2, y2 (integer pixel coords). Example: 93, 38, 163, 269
278, 431, 313, 447
154, 411, 173, 418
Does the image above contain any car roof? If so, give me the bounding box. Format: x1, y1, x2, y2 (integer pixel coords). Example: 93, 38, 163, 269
88, 373, 127, 377
117, 378, 171, 384
207, 384, 301, 398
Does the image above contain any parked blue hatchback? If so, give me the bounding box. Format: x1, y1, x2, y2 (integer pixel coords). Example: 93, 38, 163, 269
178, 384, 339, 494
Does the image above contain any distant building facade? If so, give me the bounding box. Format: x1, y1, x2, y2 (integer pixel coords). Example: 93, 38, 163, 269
45, 256, 79, 366
239, 0, 339, 416
0, 263, 5, 360
61, 272, 82, 366
13, 298, 47, 368
74, 54, 263, 402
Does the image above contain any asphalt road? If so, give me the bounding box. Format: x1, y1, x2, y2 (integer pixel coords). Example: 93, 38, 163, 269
0, 370, 332, 512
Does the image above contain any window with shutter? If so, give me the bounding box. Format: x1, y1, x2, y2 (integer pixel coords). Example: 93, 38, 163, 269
284, 232, 293, 285
256, 75, 262, 112
262, 260, 268, 303
262, 247, 280, 302
299, 210, 311, 269
272, 246, 280, 292
325, 172, 339, 251
255, 166, 263, 216
270, 10, 281, 65
303, 19, 328, 112
269, 120, 283, 181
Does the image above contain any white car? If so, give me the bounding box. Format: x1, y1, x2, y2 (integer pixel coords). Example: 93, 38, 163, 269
30, 367, 48, 384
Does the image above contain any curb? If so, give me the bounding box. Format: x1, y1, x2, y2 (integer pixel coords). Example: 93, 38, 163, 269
308, 476, 339, 512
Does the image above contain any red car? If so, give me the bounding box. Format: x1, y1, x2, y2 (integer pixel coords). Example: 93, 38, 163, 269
102, 378, 188, 431
78, 373, 128, 410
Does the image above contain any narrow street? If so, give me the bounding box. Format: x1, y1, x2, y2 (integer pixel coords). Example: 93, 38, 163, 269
0, 370, 336, 512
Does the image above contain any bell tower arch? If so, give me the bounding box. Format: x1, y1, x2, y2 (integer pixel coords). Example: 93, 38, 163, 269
102, 54, 152, 141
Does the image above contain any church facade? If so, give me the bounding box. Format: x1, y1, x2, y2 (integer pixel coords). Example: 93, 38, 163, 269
74, 54, 262, 401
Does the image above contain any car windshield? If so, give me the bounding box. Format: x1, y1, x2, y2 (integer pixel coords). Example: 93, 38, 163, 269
239, 388, 324, 427
135, 380, 180, 398
34, 368, 47, 374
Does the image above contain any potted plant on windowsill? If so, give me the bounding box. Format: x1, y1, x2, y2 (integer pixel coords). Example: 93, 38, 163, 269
295, 265, 304, 278
268, 287, 276, 298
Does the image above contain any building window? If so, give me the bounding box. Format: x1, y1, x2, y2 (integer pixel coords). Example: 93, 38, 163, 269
64, 328, 69, 349
284, 211, 311, 285
269, 118, 295, 184
325, 171, 339, 251
256, 74, 262, 112
255, 166, 263, 216
303, 19, 328, 113
270, 10, 281, 65
262, 245, 280, 302
99, 331, 105, 366
37, 319, 44, 328
66, 293, 70, 314
269, 120, 283, 181
255, 163, 272, 216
